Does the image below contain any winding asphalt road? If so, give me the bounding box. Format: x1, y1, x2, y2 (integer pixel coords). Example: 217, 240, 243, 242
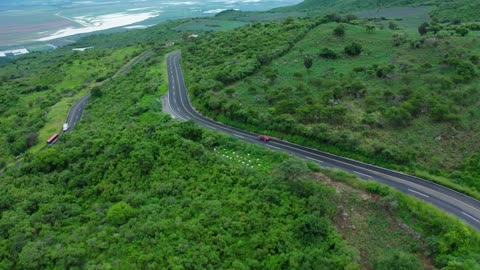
63, 51, 154, 135
63, 93, 90, 133
166, 51, 480, 231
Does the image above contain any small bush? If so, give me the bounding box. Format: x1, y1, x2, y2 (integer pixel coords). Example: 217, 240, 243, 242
455, 27, 469, 36
372, 251, 422, 270
344, 42, 363, 56
384, 106, 412, 127
375, 65, 395, 78
333, 24, 345, 37
319, 48, 338, 59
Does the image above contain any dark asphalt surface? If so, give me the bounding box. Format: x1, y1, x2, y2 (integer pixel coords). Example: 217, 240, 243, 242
63, 51, 154, 134
119, 51, 154, 76
64, 93, 90, 133
1, 51, 154, 175
166, 51, 480, 231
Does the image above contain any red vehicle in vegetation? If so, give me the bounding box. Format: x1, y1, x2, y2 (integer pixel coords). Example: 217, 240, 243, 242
258, 135, 271, 142
47, 133, 59, 144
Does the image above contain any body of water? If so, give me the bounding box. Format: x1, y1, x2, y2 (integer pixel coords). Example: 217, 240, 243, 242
0, 0, 302, 48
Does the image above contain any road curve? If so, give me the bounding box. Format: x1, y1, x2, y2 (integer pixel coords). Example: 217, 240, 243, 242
166, 51, 480, 231
63, 51, 154, 135
64, 93, 90, 134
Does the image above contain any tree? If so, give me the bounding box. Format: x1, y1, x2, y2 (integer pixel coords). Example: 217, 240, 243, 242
34, 148, 67, 172
384, 106, 412, 127
431, 103, 450, 122
393, 32, 408, 47
179, 120, 203, 141
375, 65, 395, 78
277, 158, 309, 182
388, 21, 398, 30
333, 24, 345, 37
304, 56, 313, 70
91, 86, 102, 97
26, 132, 38, 148
418, 22, 429, 36
365, 24, 375, 33
319, 48, 337, 59
429, 24, 442, 34
455, 61, 476, 81
456, 27, 469, 36
107, 201, 135, 225
18, 241, 47, 270
297, 215, 331, 242
344, 42, 363, 56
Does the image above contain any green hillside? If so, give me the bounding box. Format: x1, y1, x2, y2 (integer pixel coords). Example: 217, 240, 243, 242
276, 0, 480, 22
181, 15, 480, 196
1, 44, 478, 270
1, 1, 480, 269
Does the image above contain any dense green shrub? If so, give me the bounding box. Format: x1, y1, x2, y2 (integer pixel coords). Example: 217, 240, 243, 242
456, 27, 469, 36
107, 201, 135, 225
344, 42, 363, 56
384, 106, 412, 127
319, 48, 338, 59
372, 251, 422, 270
333, 24, 345, 36
418, 22, 429, 35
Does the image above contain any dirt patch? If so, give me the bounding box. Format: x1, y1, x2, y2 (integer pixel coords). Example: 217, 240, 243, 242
314, 173, 434, 269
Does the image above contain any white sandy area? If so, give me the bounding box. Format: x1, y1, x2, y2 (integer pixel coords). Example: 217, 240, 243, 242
35, 11, 160, 41
123, 24, 153, 29
203, 9, 227, 14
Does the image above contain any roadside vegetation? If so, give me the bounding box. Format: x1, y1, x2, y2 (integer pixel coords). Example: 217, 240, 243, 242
0, 46, 145, 167
1, 0, 480, 269
275, 0, 480, 23
181, 14, 480, 197
2, 49, 478, 269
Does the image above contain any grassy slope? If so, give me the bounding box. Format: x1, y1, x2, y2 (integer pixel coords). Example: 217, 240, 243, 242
4, 44, 477, 269
0, 18, 188, 169
0, 46, 142, 167
0, 8, 478, 270
0, 49, 437, 269
193, 21, 480, 193
275, 0, 480, 22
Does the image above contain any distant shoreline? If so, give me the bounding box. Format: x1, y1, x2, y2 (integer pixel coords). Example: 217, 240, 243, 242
35, 11, 161, 41
0, 0, 303, 49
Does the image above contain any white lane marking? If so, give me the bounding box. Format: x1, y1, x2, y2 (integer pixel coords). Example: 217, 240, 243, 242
462, 212, 480, 223
266, 139, 480, 214
408, 189, 430, 198
234, 134, 245, 139
305, 156, 324, 163
166, 54, 480, 221
353, 171, 372, 178
269, 145, 280, 150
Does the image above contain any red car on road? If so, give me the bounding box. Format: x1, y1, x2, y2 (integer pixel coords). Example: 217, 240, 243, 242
258, 135, 271, 142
